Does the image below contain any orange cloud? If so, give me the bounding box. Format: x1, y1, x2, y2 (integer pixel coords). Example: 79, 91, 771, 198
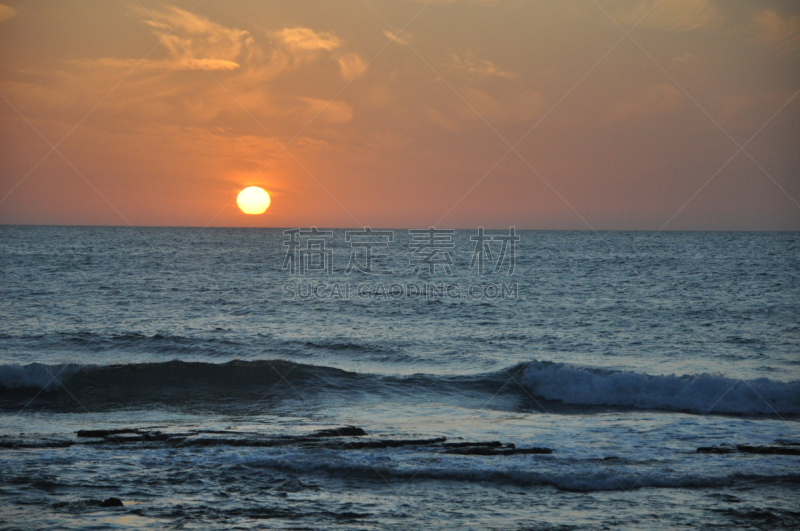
337, 53, 367, 81
0, 3, 15, 23
756, 9, 800, 55
613, 0, 721, 32
449, 51, 516, 79
384, 29, 414, 46
139, 5, 252, 65
274, 27, 340, 51
67, 57, 241, 71
2, 5, 364, 135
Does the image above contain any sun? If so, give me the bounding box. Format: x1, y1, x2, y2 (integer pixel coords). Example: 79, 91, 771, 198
237, 186, 271, 214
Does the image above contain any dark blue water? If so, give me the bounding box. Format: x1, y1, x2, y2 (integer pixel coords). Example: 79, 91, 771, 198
1, 226, 799, 529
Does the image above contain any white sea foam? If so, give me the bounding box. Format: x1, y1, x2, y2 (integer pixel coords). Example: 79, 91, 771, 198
521, 361, 800, 415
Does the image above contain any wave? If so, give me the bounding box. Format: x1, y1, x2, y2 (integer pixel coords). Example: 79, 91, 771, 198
0, 359, 502, 415
1, 359, 798, 416
0, 359, 368, 394
521, 361, 800, 415
0, 363, 84, 391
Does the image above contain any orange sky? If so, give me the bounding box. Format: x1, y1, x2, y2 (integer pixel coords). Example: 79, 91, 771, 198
1, 0, 798, 229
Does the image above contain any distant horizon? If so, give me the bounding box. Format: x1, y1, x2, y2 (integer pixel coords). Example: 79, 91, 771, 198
2, 222, 799, 233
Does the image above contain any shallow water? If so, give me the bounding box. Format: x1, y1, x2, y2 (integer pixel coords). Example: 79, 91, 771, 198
1, 226, 798, 529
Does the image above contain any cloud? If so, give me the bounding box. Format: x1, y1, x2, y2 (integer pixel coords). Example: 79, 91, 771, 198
68, 57, 241, 71
613, 0, 720, 32
139, 5, 252, 65
337, 53, 367, 80
270, 27, 364, 82
608, 83, 682, 123
67, 5, 253, 71
3, 5, 362, 139
449, 51, 515, 79
755, 9, 800, 55
274, 27, 340, 51
384, 29, 414, 46
672, 53, 699, 64
0, 3, 15, 23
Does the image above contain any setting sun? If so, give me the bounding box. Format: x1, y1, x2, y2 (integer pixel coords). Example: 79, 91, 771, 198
236, 186, 271, 214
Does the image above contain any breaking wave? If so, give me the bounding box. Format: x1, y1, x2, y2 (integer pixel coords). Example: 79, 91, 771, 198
1, 359, 798, 416
521, 360, 800, 415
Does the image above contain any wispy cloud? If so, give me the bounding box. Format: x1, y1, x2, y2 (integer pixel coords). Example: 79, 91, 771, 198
337, 53, 367, 80
68, 57, 241, 71
0, 3, 15, 23
384, 29, 414, 46
65, 5, 253, 71
672, 53, 699, 64
139, 5, 252, 66
612, 0, 721, 32
755, 9, 800, 55
270, 27, 365, 81
3, 4, 365, 136
449, 51, 515, 79
274, 27, 340, 51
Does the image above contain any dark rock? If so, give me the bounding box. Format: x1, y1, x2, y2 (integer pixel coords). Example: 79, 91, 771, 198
442, 441, 503, 448
105, 432, 171, 443
99, 497, 124, 507
697, 445, 800, 456
444, 446, 552, 456
311, 426, 367, 437
334, 511, 370, 520
346, 437, 446, 449
737, 445, 800, 456
76, 429, 141, 438
697, 446, 736, 454
64, 427, 557, 459
105, 436, 146, 443
177, 437, 280, 448
143, 432, 170, 442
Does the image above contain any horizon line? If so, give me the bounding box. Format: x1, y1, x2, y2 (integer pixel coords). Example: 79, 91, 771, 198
1, 223, 798, 233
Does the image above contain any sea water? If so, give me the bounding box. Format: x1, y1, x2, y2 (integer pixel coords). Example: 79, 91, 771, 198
1, 226, 798, 529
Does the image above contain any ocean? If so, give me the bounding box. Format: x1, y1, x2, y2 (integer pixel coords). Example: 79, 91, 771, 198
1, 226, 798, 530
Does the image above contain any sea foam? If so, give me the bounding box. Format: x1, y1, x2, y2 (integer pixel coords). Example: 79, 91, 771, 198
521, 361, 800, 415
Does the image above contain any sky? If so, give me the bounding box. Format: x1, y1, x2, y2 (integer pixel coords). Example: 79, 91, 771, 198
0, 0, 798, 230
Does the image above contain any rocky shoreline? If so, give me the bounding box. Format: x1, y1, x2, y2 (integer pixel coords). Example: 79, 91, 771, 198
0, 425, 554, 455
